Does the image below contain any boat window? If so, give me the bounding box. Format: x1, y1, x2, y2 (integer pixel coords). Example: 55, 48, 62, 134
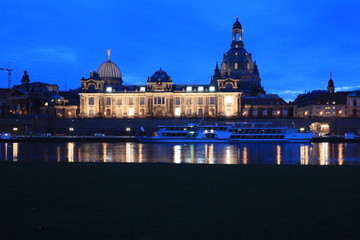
205, 133, 216, 139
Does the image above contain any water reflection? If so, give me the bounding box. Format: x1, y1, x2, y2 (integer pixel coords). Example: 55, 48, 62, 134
5, 143, 8, 161
338, 143, 344, 165
173, 145, 181, 164
1, 142, 360, 165
12, 142, 18, 162
300, 144, 310, 165
68, 142, 74, 162
276, 145, 281, 165
204, 144, 215, 164
319, 142, 329, 165
242, 147, 248, 164
126, 142, 134, 163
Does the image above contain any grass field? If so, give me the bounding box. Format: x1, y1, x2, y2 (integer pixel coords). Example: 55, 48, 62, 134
0, 162, 359, 240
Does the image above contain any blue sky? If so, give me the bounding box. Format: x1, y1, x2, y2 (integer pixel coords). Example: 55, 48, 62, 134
1, 0, 360, 101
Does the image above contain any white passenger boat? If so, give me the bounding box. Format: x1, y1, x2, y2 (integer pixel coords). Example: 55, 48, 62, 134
227, 122, 313, 143
136, 122, 313, 143
137, 124, 232, 143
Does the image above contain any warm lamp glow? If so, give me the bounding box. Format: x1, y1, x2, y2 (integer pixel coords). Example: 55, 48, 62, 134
175, 108, 181, 116
225, 96, 233, 105
129, 108, 134, 116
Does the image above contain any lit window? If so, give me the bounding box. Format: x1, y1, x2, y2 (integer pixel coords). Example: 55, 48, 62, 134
226, 107, 232, 116
234, 63, 238, 70
106, 87, 112, 92
198, 86, 204, 92
235, 52, 238, 56
140, 87, 146, 92
333, 101, 336, 104
209, 86, 215, 92
128, 108, 134, 116
225, 96, 233, 105
175, 108, 181, 116
186, 86, 192, 92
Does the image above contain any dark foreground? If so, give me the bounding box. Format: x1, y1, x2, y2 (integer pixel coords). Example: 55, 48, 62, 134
0, 163, 359, 240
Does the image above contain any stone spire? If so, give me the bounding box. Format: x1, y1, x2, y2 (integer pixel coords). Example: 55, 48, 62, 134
327, 72, 335, 93
214, 61, 221, 78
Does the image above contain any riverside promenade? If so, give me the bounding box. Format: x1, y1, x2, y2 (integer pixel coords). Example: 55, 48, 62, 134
1, 117, 360, 136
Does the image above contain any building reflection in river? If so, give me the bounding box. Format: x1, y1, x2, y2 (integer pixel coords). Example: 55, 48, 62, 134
12, 142, 18, 162
68, 142, 75, 162
338, 143, 344, 165
1, 142, 360, 165
318, 142, 329, 165
300, 144, 310, 165
276, 145, 281, 165
206, 144, 215, 164
242, 147, 248, 164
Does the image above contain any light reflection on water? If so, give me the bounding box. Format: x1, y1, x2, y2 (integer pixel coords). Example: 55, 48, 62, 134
0, 142, 360, 165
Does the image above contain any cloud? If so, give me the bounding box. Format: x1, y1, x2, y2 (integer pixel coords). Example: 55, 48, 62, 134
336, 85, 360, 91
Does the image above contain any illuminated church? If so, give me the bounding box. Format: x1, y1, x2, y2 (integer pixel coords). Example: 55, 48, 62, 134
79, 18, 290, 118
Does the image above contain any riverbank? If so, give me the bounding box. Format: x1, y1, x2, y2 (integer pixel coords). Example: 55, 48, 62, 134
2, 135, 360, 143
0, 163, 359, 240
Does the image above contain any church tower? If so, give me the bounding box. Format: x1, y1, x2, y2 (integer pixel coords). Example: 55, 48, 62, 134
327, 73, 335, 93
211, 18, 265, 96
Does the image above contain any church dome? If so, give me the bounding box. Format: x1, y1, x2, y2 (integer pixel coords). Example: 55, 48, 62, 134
221, 47, 255, 78
97, 60, 122, 79
149, 68, 172, 82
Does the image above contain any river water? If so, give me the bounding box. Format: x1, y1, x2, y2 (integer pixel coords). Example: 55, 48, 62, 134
1, 142, 360, 165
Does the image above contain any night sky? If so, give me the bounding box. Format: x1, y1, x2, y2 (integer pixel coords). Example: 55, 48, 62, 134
1, 0, 360, 101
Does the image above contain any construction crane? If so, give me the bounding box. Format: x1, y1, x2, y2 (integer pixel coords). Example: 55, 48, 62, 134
0, 67, 13, 89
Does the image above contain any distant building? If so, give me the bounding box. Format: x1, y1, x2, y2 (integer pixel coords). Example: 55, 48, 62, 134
293, 76, 348, 117
40, 90, 80, 118
79, 19, 290, 119
0, 88, 10, 116
241, 94, 293, 118
347, 91, 360, 117
6, 70, 59, 115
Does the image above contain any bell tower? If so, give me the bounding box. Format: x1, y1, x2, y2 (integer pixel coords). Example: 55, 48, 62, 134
231, 17, 244, 48
327, 72, 335, 93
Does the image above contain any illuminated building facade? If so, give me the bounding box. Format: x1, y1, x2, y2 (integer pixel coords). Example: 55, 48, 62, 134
293, 76, 348, 117
79, 19, 294, 119
347, 91, 360, 117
